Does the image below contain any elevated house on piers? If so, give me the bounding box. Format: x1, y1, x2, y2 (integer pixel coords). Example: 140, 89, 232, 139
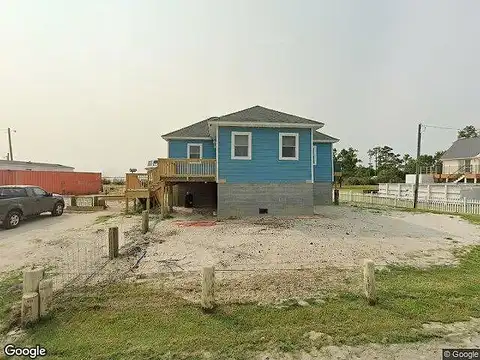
125, 105, 341, 217
420, 137, 480, 183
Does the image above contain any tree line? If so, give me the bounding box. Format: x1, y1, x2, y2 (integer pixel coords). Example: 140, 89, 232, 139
335, 125, 479, 185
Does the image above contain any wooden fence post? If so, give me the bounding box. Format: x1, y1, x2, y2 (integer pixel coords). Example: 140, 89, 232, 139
108, 227, 119, 259
39, 279, 53, 317
463, 197, 467, 213
23, 267, 44, 294
363, 259, 377, 305
201, 266, 215, 311
142, 210, 149, 234
21, 293, 39, 325
349, 190, 353, 202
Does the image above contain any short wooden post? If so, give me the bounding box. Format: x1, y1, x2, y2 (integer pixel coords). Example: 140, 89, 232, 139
363, 259, 377, 305
38, 279, 53, 317
168, 186, 174, 212
146, 197, 151, 212
21, 292, 39, 325
142, 210, 149, 234
23, 267, 44, 293
164, 189, 169, 215
201, 266, 215, 311
160, 186, 166, 218
71, 196, 77, 207
108, 227, 119, 259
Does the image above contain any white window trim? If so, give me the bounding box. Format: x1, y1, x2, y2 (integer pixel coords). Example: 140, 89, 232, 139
231, 131, 252, 160
313, 145, 317, 165
187, 143, 203, 159
279, 133, 299, 160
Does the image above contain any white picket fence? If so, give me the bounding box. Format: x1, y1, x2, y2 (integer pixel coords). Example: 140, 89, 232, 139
340, 191, 480, 215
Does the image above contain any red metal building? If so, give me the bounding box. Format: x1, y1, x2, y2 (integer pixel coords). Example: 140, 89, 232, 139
0, 170, 102, 195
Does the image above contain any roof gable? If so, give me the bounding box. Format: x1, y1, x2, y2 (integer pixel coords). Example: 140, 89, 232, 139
441, 137, 480, 160
215, 105, 323, 126
313, 131, 339, 143
162, 106, 324, 139
162, 118, 216, 139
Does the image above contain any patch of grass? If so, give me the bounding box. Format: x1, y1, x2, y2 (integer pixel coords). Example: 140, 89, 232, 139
346, 203, 480, 226
16, 246, 480, 359
0, 271, 23, 332
398, 207, 480, 225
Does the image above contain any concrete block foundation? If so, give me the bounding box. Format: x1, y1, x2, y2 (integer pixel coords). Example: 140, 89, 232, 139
314, 183, 333, 205
217, 183, 314, 218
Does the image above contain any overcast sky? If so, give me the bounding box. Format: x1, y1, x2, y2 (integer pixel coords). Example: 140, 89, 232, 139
1, 0, 479, 176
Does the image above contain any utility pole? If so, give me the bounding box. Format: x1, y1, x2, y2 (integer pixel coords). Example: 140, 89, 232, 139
413, 123, 422, 208
7, 128, 13, 161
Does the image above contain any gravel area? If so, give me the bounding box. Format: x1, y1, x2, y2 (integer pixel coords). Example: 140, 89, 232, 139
136, 205, 479, 274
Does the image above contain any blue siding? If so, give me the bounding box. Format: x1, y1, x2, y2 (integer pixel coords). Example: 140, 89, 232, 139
218, 127, 312, 183
168, 139, 215, 159
314, 143, 333, 182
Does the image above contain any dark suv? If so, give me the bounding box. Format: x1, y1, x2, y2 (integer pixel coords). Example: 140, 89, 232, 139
0, 185, 65, 229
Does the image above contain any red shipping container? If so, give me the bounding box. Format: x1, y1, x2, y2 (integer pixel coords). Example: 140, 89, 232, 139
0, 170, 102, 195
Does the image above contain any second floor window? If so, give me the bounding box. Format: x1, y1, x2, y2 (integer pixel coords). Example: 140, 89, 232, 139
231, 132, 252, 160
279, 133, 299, 160
187, 144, 202, 159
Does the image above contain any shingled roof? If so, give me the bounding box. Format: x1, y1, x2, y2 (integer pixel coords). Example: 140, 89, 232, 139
214, 105, 323, 126
441, 137, 480, 160
162, 118, 216, 139
162, 106, 325, 139
313, 131, 338, 142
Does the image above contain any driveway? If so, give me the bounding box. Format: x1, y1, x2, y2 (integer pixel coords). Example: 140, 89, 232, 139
0, 208, 136, 275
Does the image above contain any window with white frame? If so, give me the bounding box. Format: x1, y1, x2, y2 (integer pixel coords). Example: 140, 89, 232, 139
313, 145, 317, 165
231, 132, 252, 159
187, 144, 203, 159
279, 133, 299, 160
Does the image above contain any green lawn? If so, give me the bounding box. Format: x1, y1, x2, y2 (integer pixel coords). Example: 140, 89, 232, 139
3, 247, 479, 359
0, 271, 22, 332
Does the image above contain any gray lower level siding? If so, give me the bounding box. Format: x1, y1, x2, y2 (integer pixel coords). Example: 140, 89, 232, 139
314, 182, 333, 205
217, 183, 314, 218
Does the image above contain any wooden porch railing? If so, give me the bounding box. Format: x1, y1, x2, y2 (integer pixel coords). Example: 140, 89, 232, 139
126, 173, 149, 189
148, 158, 216, 184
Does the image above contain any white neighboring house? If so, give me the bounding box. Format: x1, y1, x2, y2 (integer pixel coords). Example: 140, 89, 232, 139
0, 160, 74, 172
440, 137, 480, 183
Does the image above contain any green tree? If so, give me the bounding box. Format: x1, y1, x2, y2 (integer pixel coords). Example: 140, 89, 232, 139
401, 154, 416, 174
336, 147, 361, 177
458, 125, 478, 138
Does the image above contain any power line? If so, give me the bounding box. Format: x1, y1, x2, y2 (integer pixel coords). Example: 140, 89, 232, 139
422, 124, 465, 131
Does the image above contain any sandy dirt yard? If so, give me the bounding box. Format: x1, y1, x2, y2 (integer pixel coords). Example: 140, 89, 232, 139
2, 204, 480, 359
135, 205, 479, 273
0, 202, 138, 277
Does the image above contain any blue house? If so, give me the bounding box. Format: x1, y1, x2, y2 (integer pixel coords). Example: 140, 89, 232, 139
156, 105, 338, 217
